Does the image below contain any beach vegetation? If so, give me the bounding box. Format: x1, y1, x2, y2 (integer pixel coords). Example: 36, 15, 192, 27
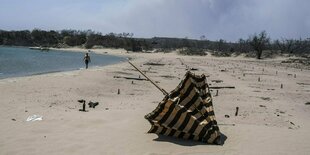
0, 29, 309, 58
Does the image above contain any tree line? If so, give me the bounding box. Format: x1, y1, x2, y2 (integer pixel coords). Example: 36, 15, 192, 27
0, 29, 309, 59
0, 29, 150, 52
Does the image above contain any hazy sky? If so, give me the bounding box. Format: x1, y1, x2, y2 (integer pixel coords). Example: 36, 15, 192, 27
0, 0, 309, 41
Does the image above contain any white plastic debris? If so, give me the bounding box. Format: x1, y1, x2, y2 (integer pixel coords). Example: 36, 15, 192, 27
26, 115, 43, 122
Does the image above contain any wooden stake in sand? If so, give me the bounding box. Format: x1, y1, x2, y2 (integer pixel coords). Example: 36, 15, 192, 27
82, 102, 86, 111
128, 61, 168, 95
129, 61, 234, 95
235, 107, 239, 116
78, 100, 87, 112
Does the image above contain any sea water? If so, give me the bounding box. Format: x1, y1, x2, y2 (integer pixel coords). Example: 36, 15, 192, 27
0, 47, 126, 79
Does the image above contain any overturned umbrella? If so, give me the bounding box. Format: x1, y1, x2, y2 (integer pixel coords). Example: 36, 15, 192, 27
129, 61, 221, 144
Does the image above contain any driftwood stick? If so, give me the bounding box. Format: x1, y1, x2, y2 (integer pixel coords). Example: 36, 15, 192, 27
218, 123, 235, 126
209, 86, 235, 89
114, 75, 147, 81
128, 61, 168, 95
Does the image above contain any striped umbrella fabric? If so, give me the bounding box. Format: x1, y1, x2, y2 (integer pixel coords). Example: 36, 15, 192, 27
145, 71, 221, 144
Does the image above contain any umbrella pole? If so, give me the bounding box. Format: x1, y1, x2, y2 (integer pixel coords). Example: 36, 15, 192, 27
128, 61, 168, 96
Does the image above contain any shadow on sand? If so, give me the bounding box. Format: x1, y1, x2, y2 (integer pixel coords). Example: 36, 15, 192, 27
153, 132, 227, 146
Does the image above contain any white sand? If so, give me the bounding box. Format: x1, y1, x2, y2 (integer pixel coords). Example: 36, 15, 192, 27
0, 48, 309, 155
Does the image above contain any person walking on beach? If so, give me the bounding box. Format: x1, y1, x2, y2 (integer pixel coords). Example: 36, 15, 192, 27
83, 52, 91, 69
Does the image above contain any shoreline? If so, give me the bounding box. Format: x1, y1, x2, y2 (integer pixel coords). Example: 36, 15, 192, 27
0, 47, 128, 81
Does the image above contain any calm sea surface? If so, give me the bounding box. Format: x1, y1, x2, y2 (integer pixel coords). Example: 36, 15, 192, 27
0, 47, 126, 79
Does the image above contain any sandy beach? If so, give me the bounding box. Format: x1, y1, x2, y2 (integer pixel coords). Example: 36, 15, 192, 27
0, 48, 309, 155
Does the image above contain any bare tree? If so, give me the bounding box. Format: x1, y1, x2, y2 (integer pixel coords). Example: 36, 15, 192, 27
248, 31, 270, 59
217, 39, 225, 51
237, 38, 251, 53
275, 39, 294, 53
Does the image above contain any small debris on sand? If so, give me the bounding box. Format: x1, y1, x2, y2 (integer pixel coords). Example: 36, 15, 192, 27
189, 68, 198, 71
297, 82, 310, 86
259, 97, 271, 101
211, 80, 223, 83
88, 101, 99, 108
